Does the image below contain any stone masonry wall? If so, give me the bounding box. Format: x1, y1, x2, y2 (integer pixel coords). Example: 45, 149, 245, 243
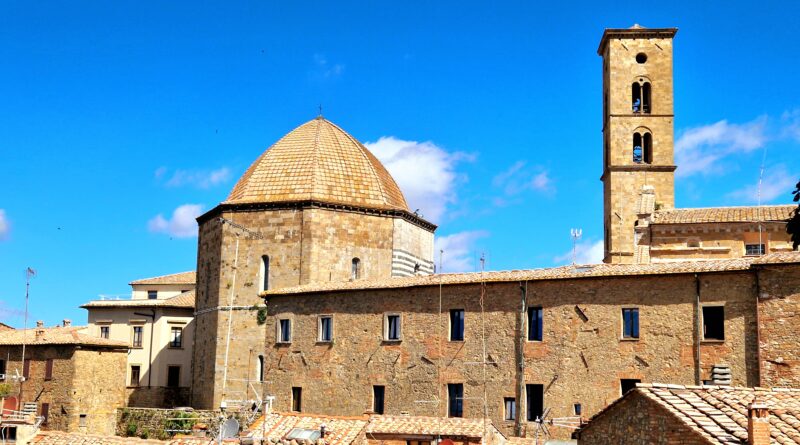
263, 269, 761, 439
648, 222, 793, 261
575, 390, 708, 445
756, 263, 800, 387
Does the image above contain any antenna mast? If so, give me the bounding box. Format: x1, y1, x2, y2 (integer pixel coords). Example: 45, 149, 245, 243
570, 229, 583, 265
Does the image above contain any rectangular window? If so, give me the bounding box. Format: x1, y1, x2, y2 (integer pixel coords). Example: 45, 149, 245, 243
23, 359, 30, 379
319, 316, 333, 342
278, 319, 292, 343
44, 358, 53, 381
621, 378, 641, 395
528, 307, 543, 341
100, 326, 109, 339
167, 366, 180, 388
0, 359, 6, 378
574, 403, 582, 416
291, 387, 302, 412
447, 383, 463, 418
147, 290, 157, 300
130, 366, 141, 387
703, 306, 725, 341
622, 308, 639, 339
449, 309, 464, 341
79, 414, 87, 428
745, 244, 766, 256
169, 327, 183, 348
504, 397, 516, 421
373, 385, 385, 414
40, 403, 49, 424
526, 384, 543, 421
385, 314, 401, 341
132, 326, 143, 348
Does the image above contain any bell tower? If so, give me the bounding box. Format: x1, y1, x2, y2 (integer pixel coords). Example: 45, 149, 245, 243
599, 25, 678, 263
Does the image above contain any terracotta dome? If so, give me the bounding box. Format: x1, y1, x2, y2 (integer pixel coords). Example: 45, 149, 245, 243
226, 117, 409, 211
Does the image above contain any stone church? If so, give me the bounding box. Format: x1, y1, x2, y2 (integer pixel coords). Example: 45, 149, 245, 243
186, 24, 799, 439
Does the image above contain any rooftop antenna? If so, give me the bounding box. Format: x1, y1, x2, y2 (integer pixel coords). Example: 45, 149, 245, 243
439, 249, 444, 274
20, 267, 35, 410
318, 104, 323, 118
570, 228, 583, 265
756, 145, 768, 256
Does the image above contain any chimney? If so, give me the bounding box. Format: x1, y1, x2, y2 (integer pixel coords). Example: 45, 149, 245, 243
62, 319, 71, 327
35, 320, 44, 328
748, 398, 770, 445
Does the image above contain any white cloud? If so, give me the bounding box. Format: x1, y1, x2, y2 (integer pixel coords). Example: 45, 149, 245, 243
675, 117, 767, 177
0, 210, 9, 240
312, 54, 345, 79
553, 239, 604, 265
782, 109, 800, 142
159, 167, 231, 189
365, 136, 470, 223
148, 204, 204, 238
726, 164, 799, 203
492, 161, 554, 196
433, 230, 489, 273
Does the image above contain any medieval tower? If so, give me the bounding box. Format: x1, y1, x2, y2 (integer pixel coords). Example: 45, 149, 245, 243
190, 117, 436, 410
599, 26, 677, 263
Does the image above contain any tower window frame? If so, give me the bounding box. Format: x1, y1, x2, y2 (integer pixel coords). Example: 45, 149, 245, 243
351, 258, 361, 280
631, 79, 651, 114
260, 255, 270, 292
632, 130, 653, 164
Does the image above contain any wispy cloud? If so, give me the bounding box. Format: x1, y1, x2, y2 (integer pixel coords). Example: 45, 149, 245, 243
553, 239, 604, 265
492, 161, 554, 196
156, 167, 232, 189
0, 301, 25, 323
148, 204, 204, 238
675, 117, 767, 177
726, 164, 799, 204
365, 136, 472, 223
782, 109, 800, 142
312, 54, 345, 79
0, 209, 9, 240
433, 230, 489, 273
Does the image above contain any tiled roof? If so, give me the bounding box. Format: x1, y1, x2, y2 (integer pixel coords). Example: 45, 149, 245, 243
630, 384, 800, 445
81, 290, 196, 309
225, 117, 409, 211
366, 415, 494, 438
264, 253, 800, 296
129, 271, 196, 286
246, 412, 368, 445
31, 432, 167, 444
0, 326, 129, 348
651, 205, 794, 225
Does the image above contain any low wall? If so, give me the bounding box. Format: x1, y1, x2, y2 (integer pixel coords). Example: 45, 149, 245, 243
127, 387, 191, 409
117, 407, 255, 441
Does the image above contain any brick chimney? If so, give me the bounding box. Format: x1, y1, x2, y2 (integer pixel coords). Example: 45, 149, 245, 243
62, 319, 71, 327
35, 320, 44, 328
748, 398, 770, 445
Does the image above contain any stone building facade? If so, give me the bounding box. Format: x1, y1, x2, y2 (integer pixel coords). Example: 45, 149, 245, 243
0, 323, 128, 435
82, 271, 196, 408
191, 117, 436, 410
261, 254, 800, 438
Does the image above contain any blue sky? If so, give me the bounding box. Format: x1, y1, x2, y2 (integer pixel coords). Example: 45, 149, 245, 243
1, 1, 799, 327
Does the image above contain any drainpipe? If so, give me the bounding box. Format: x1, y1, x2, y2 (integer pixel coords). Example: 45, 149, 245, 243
134, 309, 157, 387
694, 274, 702, 385
515, 281, 527, 437
754, 267, 762, 386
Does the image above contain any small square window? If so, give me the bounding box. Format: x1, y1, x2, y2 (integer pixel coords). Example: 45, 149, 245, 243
385, 314, 401, 341
622, 308, 639, 339
504, 397, 516, 421
449, 309, 464, 341
319, 316, 333, 342
703, 306, 725, 341
100, 326, 109, 339
745, 244, 766, 256
147, 290, 157, 300
277, 319, 292, 343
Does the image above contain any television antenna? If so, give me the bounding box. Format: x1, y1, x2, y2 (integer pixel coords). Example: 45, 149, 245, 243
530, 407, 582, 445
570, 229, 583, 265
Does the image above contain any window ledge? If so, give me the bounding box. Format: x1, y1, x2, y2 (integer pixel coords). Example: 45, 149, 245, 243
620, 337, 640, 342
701, 339, 725, 344
382, 339, 403, 344
315, 341, 333, 345
275, 342, 292, 346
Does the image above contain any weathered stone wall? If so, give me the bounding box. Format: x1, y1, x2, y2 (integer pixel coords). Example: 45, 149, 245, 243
575, 390, 707, 445
263, 269, 763, 439
127, 387, 191, 408
648, 222, 793, 261
756, 263, 800, 387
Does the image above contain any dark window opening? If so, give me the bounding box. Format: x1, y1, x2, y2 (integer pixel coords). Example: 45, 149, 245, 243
319, 316, 332, 342
40, 403, 49, 425
449, 309, 464, 341
643, 132, 653, 164
574, 403, 582, 416
147, 290, 157, 300
526, 384, 544, 421
130, 366, 141, 386
373, 385, 385, 414
642, 82, 651, 113
703, 306, 725, 341
279, 319, 292, 343
167, 366, 180, 387
386, 315, 401, 341
622, 308, 640, 339
261, 256, 270, 292
632, 83, 642, 112
504, 398, 516, 421
100, 326, 109, 339
636, 53, 647, 64
44, 358, 53, 381
633, 133, 643, 163
292, 387, 302, 412
621, 379, 641, 395
257, 355, 265, 382
351, 258, 361, 280
0, 359, 6, 377
23, 359, 30, 379
0, 426, 17, 440
746, 244, 766, 256
448, 383, 463, 418
528, 307, 543, 341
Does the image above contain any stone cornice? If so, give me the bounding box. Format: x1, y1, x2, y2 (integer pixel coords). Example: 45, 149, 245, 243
597, 27, 678, 55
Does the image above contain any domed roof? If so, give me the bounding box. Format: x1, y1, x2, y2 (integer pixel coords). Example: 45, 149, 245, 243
226, 117, 409, 211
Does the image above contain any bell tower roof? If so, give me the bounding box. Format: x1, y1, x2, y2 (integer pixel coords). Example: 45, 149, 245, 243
597, 25, 678, 55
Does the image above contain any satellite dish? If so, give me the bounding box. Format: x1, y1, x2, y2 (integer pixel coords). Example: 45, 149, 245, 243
221, 418, 240, 439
